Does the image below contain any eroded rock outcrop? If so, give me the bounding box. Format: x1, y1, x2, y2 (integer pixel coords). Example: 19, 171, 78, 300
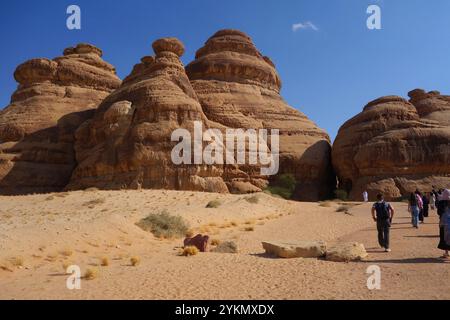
67, 38, 231, 192
333, 90, 450, 200
68, 33, 334, 200
186, 30, 334, 200
0, 44, 121, 194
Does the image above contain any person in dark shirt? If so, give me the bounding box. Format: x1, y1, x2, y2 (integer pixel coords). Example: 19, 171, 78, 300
371, 193, 395, 252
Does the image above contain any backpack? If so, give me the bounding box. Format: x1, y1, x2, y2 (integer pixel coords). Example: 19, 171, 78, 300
374, 201, 390, 220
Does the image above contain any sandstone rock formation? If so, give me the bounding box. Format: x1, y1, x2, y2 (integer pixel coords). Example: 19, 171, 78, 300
0, 44, 121, 194
67, 38, 231, 192
186, 30, 334, 200
68, 32, 334, 200
333, 90, 450, 200
325, 242, 368, 262
262, 241, 327, 258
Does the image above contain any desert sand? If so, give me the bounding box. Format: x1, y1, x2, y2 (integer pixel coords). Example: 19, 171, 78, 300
0, 189, 448, 300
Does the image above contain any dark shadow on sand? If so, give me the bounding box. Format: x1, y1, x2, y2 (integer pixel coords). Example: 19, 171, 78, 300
364, 257, 446, 264
404, 235, 439, 239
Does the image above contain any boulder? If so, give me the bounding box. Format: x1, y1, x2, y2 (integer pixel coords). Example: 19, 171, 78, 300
0, 44, 120, 194
325, 242, 368, 262
333, 90, 450, 201
186, 29, 335, 201
211, 241, 238, 254
184, 234, 210, 253
262, 241, 327, 258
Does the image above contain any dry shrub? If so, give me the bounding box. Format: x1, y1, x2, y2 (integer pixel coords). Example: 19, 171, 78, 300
244, 226, 255, 232
136, 210, 189, 239
84, 268, 98, 280
45, 196, 55, 201
60, 249, 73, 257
336, 205, 350, 213
62, 261, 73, 271
211, 239, 221, 246
130, 256, 141, 266
100, 257, 110, 267
244, 195, 260, 204
84, 187, 99, 192
83, 198, 106, 208
181, 246, 199, 257
206, 200, 221, 208
230, 221, 238, 227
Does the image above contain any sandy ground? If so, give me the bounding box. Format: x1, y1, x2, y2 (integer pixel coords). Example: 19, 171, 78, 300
0, 189, 448, 300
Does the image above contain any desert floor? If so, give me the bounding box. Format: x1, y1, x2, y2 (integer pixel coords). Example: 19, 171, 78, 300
0, 189, 448, 300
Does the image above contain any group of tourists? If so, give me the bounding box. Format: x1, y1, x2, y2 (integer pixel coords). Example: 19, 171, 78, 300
369, 187, 450, 259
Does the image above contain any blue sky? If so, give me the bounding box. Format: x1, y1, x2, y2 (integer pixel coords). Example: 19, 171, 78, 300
1, 0, 450, 141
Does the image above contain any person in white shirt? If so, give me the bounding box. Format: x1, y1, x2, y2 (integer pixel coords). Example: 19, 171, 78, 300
363, 191, 369, 202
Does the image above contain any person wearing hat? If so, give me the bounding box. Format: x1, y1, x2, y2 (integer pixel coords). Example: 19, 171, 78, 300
437, 189, 450, 259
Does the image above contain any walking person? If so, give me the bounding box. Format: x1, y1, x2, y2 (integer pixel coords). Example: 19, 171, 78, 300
416, 190, 424, 223
371, 193, 395, 252
422, 193, 429, 220
437, 189, 450, 259
363, 190, 369, 202
430, 192, 436, 211
408, 193, 420, 228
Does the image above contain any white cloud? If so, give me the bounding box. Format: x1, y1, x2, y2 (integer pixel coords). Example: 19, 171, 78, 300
292, 21, 319, 32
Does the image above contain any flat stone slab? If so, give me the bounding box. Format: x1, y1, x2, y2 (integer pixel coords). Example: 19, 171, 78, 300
262, 241, 327, 258
326, 242, 368, 262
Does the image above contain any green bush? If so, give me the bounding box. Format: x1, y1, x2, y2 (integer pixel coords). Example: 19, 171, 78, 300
265, 186, 292, 200
136, 210, 189, 239
277, 174, 296, 191
334, 189, 348, 201
265, 174, 297, 200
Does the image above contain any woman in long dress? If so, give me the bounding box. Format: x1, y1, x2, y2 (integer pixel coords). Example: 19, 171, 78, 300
408, 193, 420, 228
437, 189, 450, 259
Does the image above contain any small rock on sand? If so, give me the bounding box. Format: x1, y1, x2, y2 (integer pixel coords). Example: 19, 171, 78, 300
211, 241, 238, 254
325, 242, 368, 262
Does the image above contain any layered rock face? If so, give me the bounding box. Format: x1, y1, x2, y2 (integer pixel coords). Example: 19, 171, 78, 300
186, 30, 334, 200
67, 38, 231, 192
0, 44, 120, 194
333, 90, 450, 200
